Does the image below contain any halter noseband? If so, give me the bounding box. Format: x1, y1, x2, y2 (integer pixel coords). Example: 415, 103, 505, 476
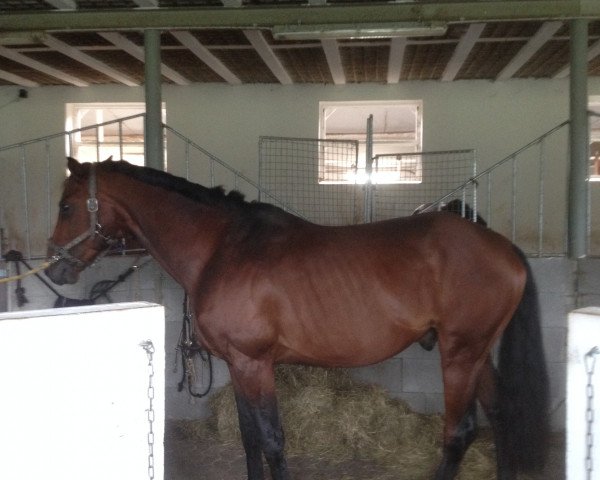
49, 164, 118, 268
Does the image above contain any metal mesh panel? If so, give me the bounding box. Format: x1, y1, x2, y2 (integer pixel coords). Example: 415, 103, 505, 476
372, 150, 476, 221
259, 136, 360, 225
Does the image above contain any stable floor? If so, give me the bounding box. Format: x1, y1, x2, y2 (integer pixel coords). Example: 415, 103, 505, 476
164, 421, 565, 480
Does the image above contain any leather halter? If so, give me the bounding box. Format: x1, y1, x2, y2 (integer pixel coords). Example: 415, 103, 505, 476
49, 164, 118, 268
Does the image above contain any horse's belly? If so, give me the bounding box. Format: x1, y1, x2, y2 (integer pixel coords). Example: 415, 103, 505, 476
276, 303, 430, 367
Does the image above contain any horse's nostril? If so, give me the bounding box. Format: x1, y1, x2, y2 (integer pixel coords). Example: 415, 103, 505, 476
45, 260, 79, 285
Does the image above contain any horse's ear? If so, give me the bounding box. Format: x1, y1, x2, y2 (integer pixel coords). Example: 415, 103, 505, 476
67, 157, 85, 177
105, 155, 113, 162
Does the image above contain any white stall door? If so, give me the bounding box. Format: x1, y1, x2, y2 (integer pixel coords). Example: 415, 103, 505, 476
0, 302, 165, 480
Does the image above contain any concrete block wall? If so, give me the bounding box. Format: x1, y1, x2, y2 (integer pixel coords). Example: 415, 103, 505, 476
2, 255, 597, 430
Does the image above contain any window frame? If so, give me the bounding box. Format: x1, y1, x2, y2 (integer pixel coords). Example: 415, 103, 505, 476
65, 102, 166, 167
588, 97, 600, 182
318, 100, 423, 184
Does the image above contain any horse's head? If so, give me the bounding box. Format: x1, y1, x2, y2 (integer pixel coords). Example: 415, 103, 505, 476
45, 157, 123, 285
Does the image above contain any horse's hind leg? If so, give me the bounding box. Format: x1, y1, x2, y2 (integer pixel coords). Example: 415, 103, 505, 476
434, 399, 478, 480
229, 358, 289, 480
434, 348, 483, 480
476, 355, 517, 480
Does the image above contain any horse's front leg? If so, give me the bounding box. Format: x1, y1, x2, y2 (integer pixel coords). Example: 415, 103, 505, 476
229, 357, 289, 480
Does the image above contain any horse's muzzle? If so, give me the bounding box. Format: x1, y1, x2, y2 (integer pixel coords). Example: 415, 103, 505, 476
44, 258, 80, 285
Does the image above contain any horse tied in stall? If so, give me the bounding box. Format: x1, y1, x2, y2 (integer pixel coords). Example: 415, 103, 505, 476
46, 158, 549, 480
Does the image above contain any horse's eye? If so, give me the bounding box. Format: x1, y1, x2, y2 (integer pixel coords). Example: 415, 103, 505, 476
59, 203, 71, 215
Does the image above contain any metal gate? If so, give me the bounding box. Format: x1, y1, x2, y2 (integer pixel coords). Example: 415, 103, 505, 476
258, 135, 476, 225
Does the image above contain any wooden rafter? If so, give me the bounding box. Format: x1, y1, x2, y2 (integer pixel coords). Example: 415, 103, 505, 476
99, 32, 189, 85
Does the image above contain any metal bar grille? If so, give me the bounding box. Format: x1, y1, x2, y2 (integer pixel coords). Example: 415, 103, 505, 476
371, 149, 476, 221
258, 136, 360, 225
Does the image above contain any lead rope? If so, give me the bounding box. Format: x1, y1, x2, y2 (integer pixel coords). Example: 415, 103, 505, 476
176, 293, 213, 398
140, 340, 156, 480
585, 346, 599, 480
0, 258, 57, 284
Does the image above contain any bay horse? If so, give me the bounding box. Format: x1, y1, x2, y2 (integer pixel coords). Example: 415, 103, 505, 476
46, 158, 549, 480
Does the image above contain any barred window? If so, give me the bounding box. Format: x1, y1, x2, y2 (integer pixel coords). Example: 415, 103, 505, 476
65, 102, 166, 166
318, 100, 423, 184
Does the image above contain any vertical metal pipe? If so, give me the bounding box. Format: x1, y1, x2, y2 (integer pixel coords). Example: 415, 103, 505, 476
511, 156, 517, 242
118, 120, 124, 160
538, 139, 545, 256
45, 140, 51, 238
185, 140, 190, 180
20, 147, 31, 259
67, 132, 73, 157
487, 172, 492, 227
95, 125, 100, 162
144, 29, 165, 171
568, 18, 589, 258
471, 153, 477, 222
364, 114, 374, 223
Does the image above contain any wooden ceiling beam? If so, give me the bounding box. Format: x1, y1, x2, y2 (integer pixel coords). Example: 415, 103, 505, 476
496, 21, 563, 80
321, 39, 345, 85
99, 32, 190, 85
170, 31, 241, 85
43, 34, 139, 86
442, 23, 486, 82
387, 37, 407, 84
0, 44, 88, 86
554, 37, 600, 78
0, 69, 39, 87
243, 30, 292, 85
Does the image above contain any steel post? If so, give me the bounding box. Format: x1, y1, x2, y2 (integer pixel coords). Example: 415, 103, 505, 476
568, 18, 589, 258
144, 29, 165, 171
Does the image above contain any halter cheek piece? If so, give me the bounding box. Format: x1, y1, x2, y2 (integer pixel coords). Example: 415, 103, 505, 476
49, 164, 119, 268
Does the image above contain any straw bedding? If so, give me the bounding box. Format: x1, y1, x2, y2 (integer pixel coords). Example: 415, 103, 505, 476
182, 365, 498, 480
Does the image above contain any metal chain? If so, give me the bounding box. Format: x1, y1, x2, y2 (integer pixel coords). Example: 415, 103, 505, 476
585, 346, 599, 480
140, 340, 156, 480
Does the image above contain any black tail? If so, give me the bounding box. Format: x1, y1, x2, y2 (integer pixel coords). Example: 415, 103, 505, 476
497, 247, 550, 472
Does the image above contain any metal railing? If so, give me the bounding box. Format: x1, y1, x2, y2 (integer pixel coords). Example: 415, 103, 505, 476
1, 114, 597, 259
425, 118, 598, 257
0, 115, 304, 260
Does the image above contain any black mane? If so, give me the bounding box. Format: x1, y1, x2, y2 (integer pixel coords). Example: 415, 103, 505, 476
96, 159, 297, 231
99, 159, 248, 209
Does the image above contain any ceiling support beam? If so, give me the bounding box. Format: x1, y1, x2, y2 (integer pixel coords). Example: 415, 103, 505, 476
321, 39, 345, 85
44, 0, 76, 10
243, 30, 292, 85
554, 37, 600, 78
496, 21, 562, 80
0, 45, 88, 86
144, 29, 165, 171
132, 0, 158, 7
567, 18, 589, 259
0, 69, 39, 87
43, 35, 139, 86
441, 23, 485, 81
1, 2, 599, 32
99, 32, 189, 85
170, 30, 241, 85
387, 37, 406, 84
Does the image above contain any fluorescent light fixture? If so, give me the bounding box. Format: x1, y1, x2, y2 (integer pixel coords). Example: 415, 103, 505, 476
272, 22, 447, 40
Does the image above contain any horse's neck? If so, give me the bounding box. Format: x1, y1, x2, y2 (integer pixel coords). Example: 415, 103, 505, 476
117, 183, 231, 292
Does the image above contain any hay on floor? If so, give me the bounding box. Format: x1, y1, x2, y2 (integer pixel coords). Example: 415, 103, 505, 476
184, 365, 497, 480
